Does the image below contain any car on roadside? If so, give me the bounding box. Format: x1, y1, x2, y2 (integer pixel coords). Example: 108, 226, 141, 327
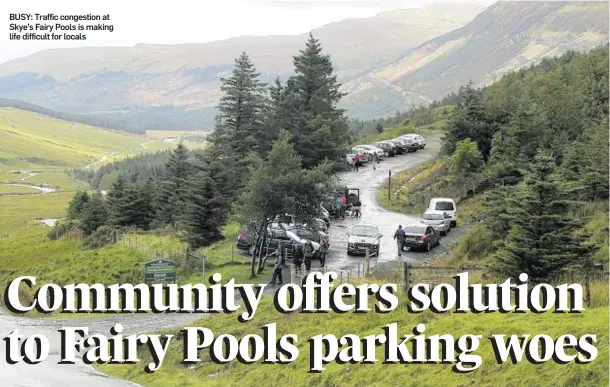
350, 147, 369, 163
346, 224, 383, 256
388, 140, 406, 155
420, 211, 452, 236
393, 137, 419, 153
414, 134, 426, 149
428, 198, 457, 227
353, 145, 385, 161
399, 134, 420, 149
402, 224, 441, 252
373, 141, 397, 157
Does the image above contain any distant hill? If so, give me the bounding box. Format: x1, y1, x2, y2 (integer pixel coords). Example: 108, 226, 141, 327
0, 107, 148, 169
345, 1, 609, 116
0, 3, 485, 130
0, 2, 606, 129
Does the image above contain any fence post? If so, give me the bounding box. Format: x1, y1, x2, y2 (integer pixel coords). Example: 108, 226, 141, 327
403, 263, 410, 291
365, 248, 370, 277
231, 244, 234, 262
388, 170, 392, 203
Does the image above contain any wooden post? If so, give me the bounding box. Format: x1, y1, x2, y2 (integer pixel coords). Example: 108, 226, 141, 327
365, 248, 370, 277
388, 170, 392, 203
231, 244, 234, 262
403, 263, 410, 291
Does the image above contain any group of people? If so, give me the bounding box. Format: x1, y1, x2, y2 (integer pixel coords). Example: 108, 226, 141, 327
352, 152, 379, 172
269, 240, 326, 286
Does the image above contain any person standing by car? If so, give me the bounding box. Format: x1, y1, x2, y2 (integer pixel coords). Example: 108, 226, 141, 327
353, 153, 360, 171
293, 244, 304, 274
340, 194, 347, 219
335, 195, 343, 220
304, 240, 314, 271
393, 225, 406, 257
372, 152, 378, 170
351, 199, 361, 218
269, 244, 285, 286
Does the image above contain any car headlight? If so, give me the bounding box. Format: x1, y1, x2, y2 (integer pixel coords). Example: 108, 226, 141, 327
348, 243, 355, 247
371, 245, 378, 249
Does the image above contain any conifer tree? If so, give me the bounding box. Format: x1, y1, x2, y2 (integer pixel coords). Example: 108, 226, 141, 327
155, 142, 192, 227
286, 34, 350, 168
207, 52, 266, 202
490, 151, 589, 282
181, 172, 225, 248
81, 192, 108, 235
67, 190, 90, 220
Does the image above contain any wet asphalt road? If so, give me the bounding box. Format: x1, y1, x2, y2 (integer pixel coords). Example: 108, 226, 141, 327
0, 136, 464, 386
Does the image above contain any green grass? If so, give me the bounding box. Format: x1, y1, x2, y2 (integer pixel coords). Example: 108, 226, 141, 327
0, 107, 146, 169
0, 184, 40, 194
97, 285, 609, 387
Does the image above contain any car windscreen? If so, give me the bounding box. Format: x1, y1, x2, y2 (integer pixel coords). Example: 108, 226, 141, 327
423, 213, 444, 220
435, 202, 454, 211
404, 226, 425, 234
351, 226, 378, 237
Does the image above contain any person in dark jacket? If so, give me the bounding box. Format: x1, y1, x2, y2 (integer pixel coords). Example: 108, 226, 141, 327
393, 225, 406, 257
293, 244, 304, 274
303, 240, 314, 271
353, 154, 360, 171
269, 245, 285, 286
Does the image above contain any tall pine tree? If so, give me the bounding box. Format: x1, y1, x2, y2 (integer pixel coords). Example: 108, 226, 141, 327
286, 34, 350, 168
490, 151, 589, 282
207, 52, 266, 202
180, 172, 225, 248
155, 142, 192, 227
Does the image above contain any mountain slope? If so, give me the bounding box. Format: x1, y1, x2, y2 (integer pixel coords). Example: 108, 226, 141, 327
347, 0, 608, 115
0, 3, 485, 129
0, 107, 148, 169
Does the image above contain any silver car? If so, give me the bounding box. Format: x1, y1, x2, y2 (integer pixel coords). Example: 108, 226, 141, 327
420, 211, 451, 236
347, 224, 383, 256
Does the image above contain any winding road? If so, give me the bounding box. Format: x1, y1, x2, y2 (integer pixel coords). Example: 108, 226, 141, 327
0, 136, 463, 386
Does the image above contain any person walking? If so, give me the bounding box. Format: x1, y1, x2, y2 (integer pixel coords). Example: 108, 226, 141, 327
340, 194, 347, 219
353, 153, 360, 172
304, 240, 314, 271
335, 194, 343, 220
352, 199, 361, 218
393, 225, 406, 257
372, 152, 378, 170
293, 244, 304, 274
269, 245, 285, 286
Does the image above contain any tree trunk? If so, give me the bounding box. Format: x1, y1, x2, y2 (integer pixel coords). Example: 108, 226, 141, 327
250, 226, 264, 279
257, 232, 267, 274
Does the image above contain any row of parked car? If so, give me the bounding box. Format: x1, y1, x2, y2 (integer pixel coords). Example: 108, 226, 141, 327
346, 133, 426, 164
345, 197, 458, 255
236, 209, 332, 261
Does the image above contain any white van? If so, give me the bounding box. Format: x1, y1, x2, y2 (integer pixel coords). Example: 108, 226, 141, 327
428, 198, 457, 226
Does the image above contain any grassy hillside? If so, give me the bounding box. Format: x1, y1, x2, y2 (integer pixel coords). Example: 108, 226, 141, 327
0, 107, 146, 169
0, 4, 485, 128
345, 1, 609, 116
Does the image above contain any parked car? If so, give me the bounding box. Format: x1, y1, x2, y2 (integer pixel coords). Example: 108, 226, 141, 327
399, 134, 420, 149
346, 224, 383, 256
414, 134, 426, 149
373, 141, 396, 157
393, 137, 418, 153
402, 224, 441, 252
420, 211, 451, 236
388, 140, 406, 154
350, 147, 369, 163
428, 198, 457, 227
353, 145, 385, 161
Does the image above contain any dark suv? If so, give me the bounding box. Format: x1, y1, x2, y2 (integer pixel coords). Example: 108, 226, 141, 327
373, 141, 396, 157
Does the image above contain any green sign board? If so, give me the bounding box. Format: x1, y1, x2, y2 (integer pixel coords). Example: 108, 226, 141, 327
145, 259, 177, 283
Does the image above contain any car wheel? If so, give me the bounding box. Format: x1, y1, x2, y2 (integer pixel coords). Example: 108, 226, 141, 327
440, 231, 446, 236
346, 250, 352, 256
